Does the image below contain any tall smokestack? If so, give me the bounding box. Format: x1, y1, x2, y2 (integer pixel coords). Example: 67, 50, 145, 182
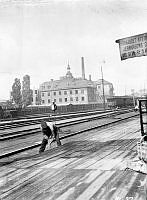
81, 57, 85, 79
89, 74, 91, 81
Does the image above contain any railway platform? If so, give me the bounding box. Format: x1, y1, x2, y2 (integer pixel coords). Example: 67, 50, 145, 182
0, 117, 146, 200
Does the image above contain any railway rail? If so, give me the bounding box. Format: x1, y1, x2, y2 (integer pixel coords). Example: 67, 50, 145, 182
0, 109, 135, 140
0, 109, 108, 129
0, 110, 139, 159
0, 108, 132, 130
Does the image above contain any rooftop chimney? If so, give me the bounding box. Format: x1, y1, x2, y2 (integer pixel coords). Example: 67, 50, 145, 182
81, 57, 85, 80
89, 74, 91, 81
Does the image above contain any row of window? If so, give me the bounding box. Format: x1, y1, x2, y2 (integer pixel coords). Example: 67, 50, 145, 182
41, 85, 51, 90
42, 96, 85, 104
42, 89, 84, 97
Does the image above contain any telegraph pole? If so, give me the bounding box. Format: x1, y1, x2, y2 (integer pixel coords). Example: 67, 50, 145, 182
131, 89, 136, 107
101, 66, 106, 111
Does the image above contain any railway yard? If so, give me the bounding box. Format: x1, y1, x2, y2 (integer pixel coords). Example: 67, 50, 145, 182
0, 109, 146, 200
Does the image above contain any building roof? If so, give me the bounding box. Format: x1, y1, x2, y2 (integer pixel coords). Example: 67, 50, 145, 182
40, 77, 96, 91
39, 64, 96, 91
94, 79, 113, 85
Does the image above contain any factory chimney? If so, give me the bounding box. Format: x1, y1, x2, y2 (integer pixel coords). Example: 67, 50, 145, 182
89, 74, 91, 81
81, 57, 85, 79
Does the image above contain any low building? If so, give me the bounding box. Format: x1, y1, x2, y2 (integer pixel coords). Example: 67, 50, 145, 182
94, 79, 114, 103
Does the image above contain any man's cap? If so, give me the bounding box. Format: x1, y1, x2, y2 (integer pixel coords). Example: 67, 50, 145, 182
41, 121, 47, 129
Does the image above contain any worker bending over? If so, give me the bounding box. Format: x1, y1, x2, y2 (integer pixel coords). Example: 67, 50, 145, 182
39, 120, 61, 153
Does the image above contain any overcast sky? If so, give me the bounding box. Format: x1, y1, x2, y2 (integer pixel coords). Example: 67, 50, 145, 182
0, 0, 147, 100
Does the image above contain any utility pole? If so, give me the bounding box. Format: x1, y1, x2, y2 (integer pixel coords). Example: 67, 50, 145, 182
131, 89, 135, 107
125, 86, 126, 96
101, 66, 105, 111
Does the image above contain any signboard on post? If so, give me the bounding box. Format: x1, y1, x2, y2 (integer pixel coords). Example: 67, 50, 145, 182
116, 33, 147, 60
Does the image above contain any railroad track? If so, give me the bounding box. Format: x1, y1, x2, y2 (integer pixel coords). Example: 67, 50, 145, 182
0, 111, 139, 159
0, 109, 135, 140
0, 109, 131, 130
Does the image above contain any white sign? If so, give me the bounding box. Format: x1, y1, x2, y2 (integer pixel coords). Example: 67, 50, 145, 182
116, 33, 147, 60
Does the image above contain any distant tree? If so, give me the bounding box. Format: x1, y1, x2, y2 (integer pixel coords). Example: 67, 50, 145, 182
22, 89, 33, 107
22, 75, 33, 107
11, 78, 22, 107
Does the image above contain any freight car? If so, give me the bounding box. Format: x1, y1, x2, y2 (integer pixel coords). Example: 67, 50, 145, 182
107, 96, 134, 109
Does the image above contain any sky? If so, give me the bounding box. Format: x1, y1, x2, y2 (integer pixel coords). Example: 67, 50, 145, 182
0, 0, 147, 100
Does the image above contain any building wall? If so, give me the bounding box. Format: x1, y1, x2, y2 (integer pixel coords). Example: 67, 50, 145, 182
96, 83, 114, 96
95, 81, 114, 104
40, 87, 90, 105
33, 89, 41, 105
87, 87, 96, 102
33, 81, 113, 106
33, 82, 112, 106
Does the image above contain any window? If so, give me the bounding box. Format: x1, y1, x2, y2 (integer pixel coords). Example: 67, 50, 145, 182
70, 97, 73, 101
76, 97, 78, 101
64, 91, 67, 95
48, 92, 50, 96
48, 85, 51, 89
54, 99, 56, 102
42, 100, 45, 104
65, 98, 67, 102
81, 89, 84, 94
70, 90, 72, 94
48, 99, 50, 103
75, 90, 78, 94
35, 90, 37, 94
59, 91, 61, 95
42, 93, 44, 97
53, 92, 56, 96
81, 97, 84, 101
59, 98, 62, 102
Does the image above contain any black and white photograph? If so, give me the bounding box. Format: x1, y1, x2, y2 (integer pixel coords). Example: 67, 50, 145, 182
0, 0, 147, 199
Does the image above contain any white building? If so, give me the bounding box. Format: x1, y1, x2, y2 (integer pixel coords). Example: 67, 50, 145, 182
33, 57, 114, 106
39, 63, 97, 106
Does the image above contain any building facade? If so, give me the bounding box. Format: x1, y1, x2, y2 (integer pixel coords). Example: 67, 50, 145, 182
39, 64, 97, 106
32, 58, 114, 106
32, 89, 41, 105
94, 79, 114, 103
